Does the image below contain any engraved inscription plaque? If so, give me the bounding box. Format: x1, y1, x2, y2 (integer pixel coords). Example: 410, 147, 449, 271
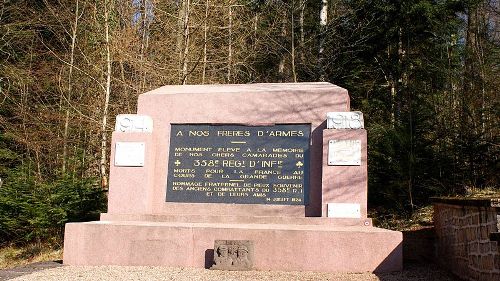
166, 124, 311, 205
328, 139, 361, 166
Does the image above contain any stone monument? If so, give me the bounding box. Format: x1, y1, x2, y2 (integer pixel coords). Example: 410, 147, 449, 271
63, 82, 402, 272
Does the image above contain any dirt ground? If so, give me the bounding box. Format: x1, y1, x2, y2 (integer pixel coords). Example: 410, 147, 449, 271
0, 261, 459, 281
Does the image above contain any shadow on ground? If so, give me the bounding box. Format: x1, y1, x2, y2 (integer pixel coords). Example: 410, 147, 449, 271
0, 261, 62, 281
375, 262, 459, 281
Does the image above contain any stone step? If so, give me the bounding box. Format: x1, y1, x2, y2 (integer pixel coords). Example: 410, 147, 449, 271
100, 213, 373, 227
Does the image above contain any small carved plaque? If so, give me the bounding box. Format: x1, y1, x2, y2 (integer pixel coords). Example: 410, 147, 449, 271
115, 114, 153, 133
326, 112, 364, 129
328, 140, 361, 166
210, 240, 253, 270
327, 203, 361, 218
114, 142, 145, 167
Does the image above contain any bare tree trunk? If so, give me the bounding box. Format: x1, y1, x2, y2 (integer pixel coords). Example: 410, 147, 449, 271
278, 8, 286, 82
100, 0, 112, 189
227, 3, 233, 83
390, 79, 396, 126
401, 31, 413, 211
27, 34, 40, 178
408, 91, 414, 211
254, 14, 258, 39
202, 0, 209, 84
291, 2, 297, 82
81, 131, 87, 178
177, 0, 185, 83
459, 5, 476, 184
254, 12, 259, 49
139, 0, 151, 93
396, 26, 403, 121
35, 150, 41, 179
62, 0, 82, 174
463, 4, 477, 133
181, 0, 190, 84
20, 85, 32, 176
318, 0, 328, 81
387, 30, 401, 128
299, 0, 305, 62
476, 5, 486, 136
119, 60, 131, 112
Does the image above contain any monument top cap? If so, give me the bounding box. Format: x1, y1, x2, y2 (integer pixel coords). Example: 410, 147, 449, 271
142, 82, 345, 96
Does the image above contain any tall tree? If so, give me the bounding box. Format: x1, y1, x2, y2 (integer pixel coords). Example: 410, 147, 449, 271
100, 0, 113, 188
62, 0, 83, 174
318, 0, 328, 81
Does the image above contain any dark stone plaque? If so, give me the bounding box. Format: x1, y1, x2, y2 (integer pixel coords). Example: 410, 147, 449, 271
166, 124, 311, 205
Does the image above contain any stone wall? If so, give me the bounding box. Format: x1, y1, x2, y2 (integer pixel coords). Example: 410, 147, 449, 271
433, 198, 500, 281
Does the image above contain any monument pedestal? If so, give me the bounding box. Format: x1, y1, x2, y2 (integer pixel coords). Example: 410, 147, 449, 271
64, 218, 401, 272
63, 83, 402, 272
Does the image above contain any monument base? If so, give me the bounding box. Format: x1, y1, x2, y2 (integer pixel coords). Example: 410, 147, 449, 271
63, 217, 402, 273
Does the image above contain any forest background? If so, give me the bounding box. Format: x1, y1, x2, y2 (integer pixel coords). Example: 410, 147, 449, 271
0, 0, 498, 246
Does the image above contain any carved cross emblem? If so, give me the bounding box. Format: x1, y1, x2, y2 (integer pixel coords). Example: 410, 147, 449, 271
174, 160, 181, 166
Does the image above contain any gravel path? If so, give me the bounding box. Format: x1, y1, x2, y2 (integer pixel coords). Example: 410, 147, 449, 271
3, 262, 459, 281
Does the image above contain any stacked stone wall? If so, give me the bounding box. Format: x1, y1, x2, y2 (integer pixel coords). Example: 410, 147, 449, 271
433, 198, 500, 281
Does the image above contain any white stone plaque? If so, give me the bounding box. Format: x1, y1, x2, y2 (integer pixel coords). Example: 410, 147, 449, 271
114, 142, 145, 167
326, 112, 364, 129
115, 114, 153, 133
327, 203, 361, 218
328, 140, 361, 166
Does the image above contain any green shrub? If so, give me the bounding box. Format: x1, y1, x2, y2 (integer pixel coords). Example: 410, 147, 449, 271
0, 165, 106, 244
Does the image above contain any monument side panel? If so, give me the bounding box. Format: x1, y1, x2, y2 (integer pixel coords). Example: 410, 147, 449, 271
108, 132, 155, 214
321, 129, 368, 218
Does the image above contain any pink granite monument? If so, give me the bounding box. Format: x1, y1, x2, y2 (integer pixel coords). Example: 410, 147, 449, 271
63, 82, 402, 272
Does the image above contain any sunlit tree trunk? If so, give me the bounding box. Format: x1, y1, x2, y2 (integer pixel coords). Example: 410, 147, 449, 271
318, 0, 327, 81
254, 13, 258, 49
227, 3, 233, 83
176, 0, 185, 83
100, 0, 112, 189
278, 7, 287, 82
139, 0, 151, 93
181, 0, 190, 84
291, 2, 297, 82
202, 0, 209, 84
299, 0, 305, 62
62, 0, 82, 174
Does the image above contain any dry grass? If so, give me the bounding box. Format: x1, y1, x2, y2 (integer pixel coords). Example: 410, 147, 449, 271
464, 186, 500, 198
0, 243, 62, 269
371, 205, 434, 231
372, 186, 500, 231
